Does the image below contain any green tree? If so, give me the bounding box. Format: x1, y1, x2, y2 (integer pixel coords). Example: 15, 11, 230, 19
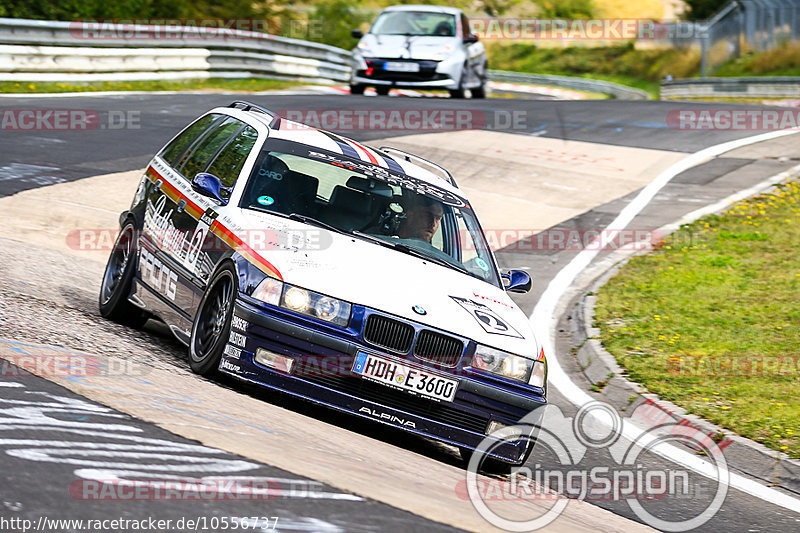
684, 0, 730, 21
307, 0, 372, 50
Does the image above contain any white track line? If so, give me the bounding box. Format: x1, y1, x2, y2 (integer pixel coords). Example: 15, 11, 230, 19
529, 128, 800, 513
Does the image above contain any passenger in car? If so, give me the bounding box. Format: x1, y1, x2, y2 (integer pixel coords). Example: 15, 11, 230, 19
397, 194, 444, 243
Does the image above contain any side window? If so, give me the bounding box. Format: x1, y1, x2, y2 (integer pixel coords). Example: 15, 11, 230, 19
179, 117, 245, 181
206, 125, 259, 193
159, 114, 221, 171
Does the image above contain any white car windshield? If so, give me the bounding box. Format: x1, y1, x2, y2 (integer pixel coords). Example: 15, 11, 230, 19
240, 145, 501, 288
371, 11, 456, 37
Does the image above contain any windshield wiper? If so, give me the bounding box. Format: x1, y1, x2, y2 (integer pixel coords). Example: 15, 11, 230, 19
286, 213, 350, 236
250, 208, 351, 236
352, 231, 469, 274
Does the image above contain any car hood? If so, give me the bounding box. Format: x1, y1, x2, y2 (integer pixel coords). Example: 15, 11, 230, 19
234, 210, 538, 357
357, 34, 459, 60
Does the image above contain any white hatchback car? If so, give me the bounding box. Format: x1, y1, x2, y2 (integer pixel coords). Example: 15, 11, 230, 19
350, 5, 488, 98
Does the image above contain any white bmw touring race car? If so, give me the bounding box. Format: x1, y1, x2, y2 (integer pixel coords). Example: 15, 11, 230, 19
100, 101, 546, 466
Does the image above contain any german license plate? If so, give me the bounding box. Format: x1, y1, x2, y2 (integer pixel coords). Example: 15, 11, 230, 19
352, 351, 457, 402
383, 61, 420, 72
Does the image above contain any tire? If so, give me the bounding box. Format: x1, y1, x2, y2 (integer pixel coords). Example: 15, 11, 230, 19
448, 65, 467, 99
471, 61, 488, 99
349, 84, 365, 95
99, 222, 148, 328
375, 85, 391, 96
189, 265, 237, 376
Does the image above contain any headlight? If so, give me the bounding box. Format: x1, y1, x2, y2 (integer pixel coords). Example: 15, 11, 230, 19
252, 277, 282, 306
284, 286, 311, 311
472, 345, 533, 383
251, 278, 351, 327
431, 45, 453, 61
529, 347, 547, 389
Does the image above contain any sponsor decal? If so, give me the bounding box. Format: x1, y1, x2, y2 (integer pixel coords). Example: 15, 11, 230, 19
474, 258, 490, 272
358, 406, 417, 428
220, 359, 241, 373
229, 332, 247, 348
451, 296, 523, 338
145, 164, 283, 281
256, 195, 274, 206
139, 248, 178, 301
143, 194, 209, 276
257, 169, 283, 180
307, 150, 466, 207
223, 345, 242, 360
231, 315, 249, 332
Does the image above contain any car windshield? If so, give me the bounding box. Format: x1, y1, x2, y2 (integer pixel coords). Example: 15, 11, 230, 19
371, 11, 456, 37
240, 147, 501, 288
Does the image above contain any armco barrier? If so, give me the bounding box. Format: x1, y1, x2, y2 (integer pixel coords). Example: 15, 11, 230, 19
662, 77, 800, 98
0, 17, 352, 83
488, 70, 650, 100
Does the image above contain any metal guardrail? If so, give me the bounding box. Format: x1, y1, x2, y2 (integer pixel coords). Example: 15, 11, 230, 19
0, 17, 352, 83
488, 70, 651, 100
0, 17, 654, 99
661, 77, 800, 98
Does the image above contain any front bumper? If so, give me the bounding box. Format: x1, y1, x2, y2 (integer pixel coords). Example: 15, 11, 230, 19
219, 298, 546, 464
351, 57, 459, 90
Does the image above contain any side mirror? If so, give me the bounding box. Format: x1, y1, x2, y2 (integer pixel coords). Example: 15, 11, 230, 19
502, 269, 532, 293
351, 29, 364, 39
463, 34, 479, 44
192, 173, 229, 205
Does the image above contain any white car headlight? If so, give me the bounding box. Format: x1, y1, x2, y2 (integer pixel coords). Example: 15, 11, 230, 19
251, 278, 351, 327
431, 44, 453, 61
472, 345, 533, 383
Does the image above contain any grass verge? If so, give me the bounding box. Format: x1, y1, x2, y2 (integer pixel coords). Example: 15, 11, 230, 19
714, 42, 800, 77
0, 77, 310, 94
484, 42, 700, 98
595, 178, 800, 458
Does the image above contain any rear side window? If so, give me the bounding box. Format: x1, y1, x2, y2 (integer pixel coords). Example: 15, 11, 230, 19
179, 117, 245, 181
206, 125, 259, 192
159, 114, 220, 171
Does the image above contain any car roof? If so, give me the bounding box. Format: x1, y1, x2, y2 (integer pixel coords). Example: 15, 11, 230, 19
381, 4, 463, 15
215, 103, 465, 199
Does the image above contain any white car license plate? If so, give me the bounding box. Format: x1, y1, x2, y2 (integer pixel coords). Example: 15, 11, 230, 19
352, 351, 457, 402
383, 61, 420, 72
